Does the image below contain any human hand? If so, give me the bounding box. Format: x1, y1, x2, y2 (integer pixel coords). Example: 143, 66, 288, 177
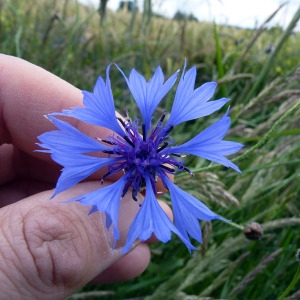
0, 54, 171, 299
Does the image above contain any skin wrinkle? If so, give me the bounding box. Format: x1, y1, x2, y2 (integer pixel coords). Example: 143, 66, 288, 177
0, 226, 18, 291
22, 205, 84, 289
1, 203, 81, 298
0, 206, 40, 297
23, 208, 64, 286
3, 204, 92, 299
13, 207, 56, 296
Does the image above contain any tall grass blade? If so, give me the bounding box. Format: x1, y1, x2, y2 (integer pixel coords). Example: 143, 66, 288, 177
246, 6, 300, 101
213, 21, 226, 97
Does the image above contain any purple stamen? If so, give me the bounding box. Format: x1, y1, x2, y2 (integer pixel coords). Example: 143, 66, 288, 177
99, 111, 201, 202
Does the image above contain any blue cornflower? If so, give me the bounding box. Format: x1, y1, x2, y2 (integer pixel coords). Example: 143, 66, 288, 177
37, 62, 243, 253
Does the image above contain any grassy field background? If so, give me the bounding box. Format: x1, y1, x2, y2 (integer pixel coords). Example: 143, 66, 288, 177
1, 0, 300, 299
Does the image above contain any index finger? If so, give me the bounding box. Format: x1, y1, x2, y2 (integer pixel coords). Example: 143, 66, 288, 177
0, 54, 112, 155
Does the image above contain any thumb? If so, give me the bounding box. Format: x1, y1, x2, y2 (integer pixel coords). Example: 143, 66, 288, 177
0, 181, 147, 299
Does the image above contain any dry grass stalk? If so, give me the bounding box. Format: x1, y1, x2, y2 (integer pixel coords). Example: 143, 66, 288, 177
231, 2, 287, 72
228, 248, 283, 297
263, 218, 300, 231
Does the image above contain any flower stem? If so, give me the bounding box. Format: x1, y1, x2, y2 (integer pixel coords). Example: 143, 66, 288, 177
226, 221, 244, 231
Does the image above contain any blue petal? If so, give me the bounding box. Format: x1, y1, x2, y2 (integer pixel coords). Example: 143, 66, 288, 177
165, 62, 228, 127
163, 175, 225, 243
116, 64, 179, 133
68, 175, 128, 242
122, 176, 196, 253
50, 152, 120, 197
52, 65, 125, 137
162, 109, 243, 172
37, 116, 111, 153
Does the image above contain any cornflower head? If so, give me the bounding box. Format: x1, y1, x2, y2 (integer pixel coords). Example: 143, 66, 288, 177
37, 62, 243, 253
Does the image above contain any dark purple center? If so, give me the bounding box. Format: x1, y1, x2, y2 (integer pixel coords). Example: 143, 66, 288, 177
100, 112, 192, 204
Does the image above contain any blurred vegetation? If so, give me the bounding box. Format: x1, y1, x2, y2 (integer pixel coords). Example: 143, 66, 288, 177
1, 0, 300, 299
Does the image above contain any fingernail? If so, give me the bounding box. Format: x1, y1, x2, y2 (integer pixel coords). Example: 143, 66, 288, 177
100, 191, 143, 251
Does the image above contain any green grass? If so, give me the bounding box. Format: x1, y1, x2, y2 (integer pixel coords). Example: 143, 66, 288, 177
1, 0, 300, 299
